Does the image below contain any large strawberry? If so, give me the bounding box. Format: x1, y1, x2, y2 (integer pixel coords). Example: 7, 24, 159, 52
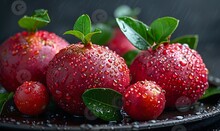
117, 17, 208, 108
46, 14, 130, 115
0, 9, 69, 92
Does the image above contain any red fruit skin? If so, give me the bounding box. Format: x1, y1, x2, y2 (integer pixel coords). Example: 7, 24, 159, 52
130, 43, 209, 108
0, 31, 69, 92
108, 28, 137, 56
14, 81, 49, 116
46, 43, 130, 115
123, 80, 165, 121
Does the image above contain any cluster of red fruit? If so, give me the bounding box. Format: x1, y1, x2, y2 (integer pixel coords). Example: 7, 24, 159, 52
0, 10, 208, 121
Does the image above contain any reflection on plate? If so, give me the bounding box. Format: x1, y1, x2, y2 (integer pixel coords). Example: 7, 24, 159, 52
0, 76, 220, 131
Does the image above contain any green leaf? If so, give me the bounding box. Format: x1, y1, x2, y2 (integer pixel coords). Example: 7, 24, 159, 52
114, 5, 140, 18
73, 14, 91, 35
64, 14, 101, 44
84, 29, 101, 44
82, 88, 122, 121
64, 30, 85, 43
200, 86, 220, 100
91, 23, 113, 45
0, 92, 14, 114
123, 50, 139, 67
116, 17, 151, 50
171, 35, 199, 50
150, 17, 179, 44
18, 9, 50, 31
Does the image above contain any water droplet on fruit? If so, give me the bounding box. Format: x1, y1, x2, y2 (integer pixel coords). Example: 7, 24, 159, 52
22, 51, 27, 55
81, 66, 88, 72
188, 73, 194, 79
183, 43, 189, 47
65, 93, 71, 101
108, 59, 112, 63
172, 73, 178, 78
12, 50, 18, 56
34, 50, 39, 55
174, 64, 181, 70
163, 50, 168, 55
201, 74, 207, 83
180, 60, 187, 66
24, 87, 31, 94
99, 65, 104, 69
55, 90, 63, 98
104, 70, 109, 75
106, 63, 111, 68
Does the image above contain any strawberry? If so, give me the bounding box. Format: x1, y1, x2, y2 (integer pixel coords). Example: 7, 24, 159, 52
14, 81, 49, 115
123, 80, 165, 121
0, 9, 69, 92
117, 16, 209, 108
46, 14, 130, 115
108, 28, 137, 56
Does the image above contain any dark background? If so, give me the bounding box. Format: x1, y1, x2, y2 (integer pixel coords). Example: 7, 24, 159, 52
0, 0, 220, 78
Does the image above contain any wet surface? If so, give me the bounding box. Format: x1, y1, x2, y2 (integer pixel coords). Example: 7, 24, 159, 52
0, 98, 220, 130
0, 76, 220, 131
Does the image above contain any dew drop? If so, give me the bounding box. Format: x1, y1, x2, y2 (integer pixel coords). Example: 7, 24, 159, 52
179, 60, 187, 66
24, 87, 31, 94
55, 90, 62, 98
174, 64, 181, 70
65, 93, 71, 101
188, 73, 194, 79
176, 116, 184, 120
121, 23, 127, 32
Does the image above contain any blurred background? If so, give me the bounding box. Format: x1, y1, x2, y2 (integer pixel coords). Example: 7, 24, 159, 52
0, 0, 220, 78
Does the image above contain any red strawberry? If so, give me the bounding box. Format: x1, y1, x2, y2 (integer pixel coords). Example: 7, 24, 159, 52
0, 9, 69, 92
0, 31, 68, 92
108, 28, 137, 56
47, 43, 130, 115
116, 16, 209, 109
130, 43, 208, 108
123, 80, 165, 121
46, 14, 130, 115
14, 81, 49, 115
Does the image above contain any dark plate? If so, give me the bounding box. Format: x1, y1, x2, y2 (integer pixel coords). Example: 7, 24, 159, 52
0, 76, 220, 131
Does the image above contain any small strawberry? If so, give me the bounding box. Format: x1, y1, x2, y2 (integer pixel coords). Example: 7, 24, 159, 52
117, 16, 208, 108
0, 9, 69, 92
14, 81, 49, 115
123, 80, 165, 121
46, 14, 130, 115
